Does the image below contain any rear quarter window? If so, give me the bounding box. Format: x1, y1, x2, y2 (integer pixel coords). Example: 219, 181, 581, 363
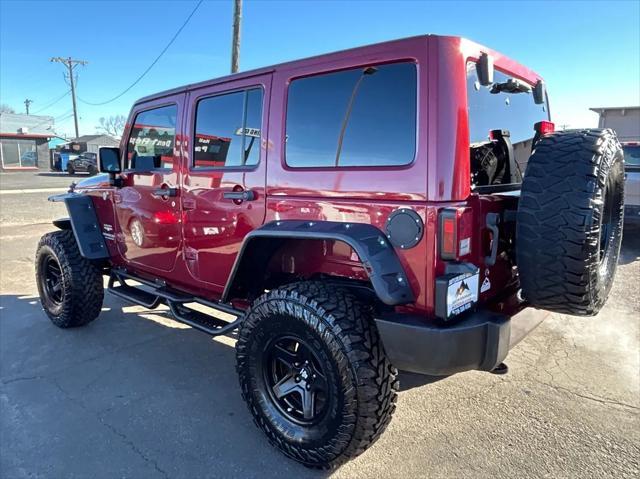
285, 62, 417, 168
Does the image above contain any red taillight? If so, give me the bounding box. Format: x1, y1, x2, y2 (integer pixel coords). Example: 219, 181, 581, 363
153, 210, 178, 224
534, 120, 555, 136
439, 207, 473, 260
441, 215, 456, 259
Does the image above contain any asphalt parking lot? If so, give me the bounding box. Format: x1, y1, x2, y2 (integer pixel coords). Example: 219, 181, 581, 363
1, 171, 638, 478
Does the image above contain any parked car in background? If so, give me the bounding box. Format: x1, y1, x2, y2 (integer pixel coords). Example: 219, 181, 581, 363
67, 152, 98, 175
623, 142, 640, 220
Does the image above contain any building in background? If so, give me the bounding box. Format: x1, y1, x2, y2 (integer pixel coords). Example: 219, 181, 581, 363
70, 134, 120, 154
590, 106, 640, 141
0, 113, 55, 170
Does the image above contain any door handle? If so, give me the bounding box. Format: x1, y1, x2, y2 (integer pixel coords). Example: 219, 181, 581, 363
153, 187, 178, 198
223, 190, 256, 201
485, 213, 500, 267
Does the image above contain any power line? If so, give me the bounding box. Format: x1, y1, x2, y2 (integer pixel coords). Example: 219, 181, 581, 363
28, 109, 73, 131
79, 0, 204, 106
31, 90, 71, 115
54, 109, 74, 121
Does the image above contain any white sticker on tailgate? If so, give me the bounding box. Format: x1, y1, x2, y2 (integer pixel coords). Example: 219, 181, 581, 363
447, 270, 479, 317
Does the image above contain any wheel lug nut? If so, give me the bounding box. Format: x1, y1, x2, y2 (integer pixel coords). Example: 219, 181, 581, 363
295, 375, 300, 382
306, 384, 311, 390
312, 374, 316, 379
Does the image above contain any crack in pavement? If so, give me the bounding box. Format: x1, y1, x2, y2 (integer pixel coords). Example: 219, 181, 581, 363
49, 377, 170, 479
533, 380, 640, 412
0, 375, 42, 386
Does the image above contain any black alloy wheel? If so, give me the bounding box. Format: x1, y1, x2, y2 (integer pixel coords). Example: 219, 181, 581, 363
41, 254, 64, 305
263, 335, 330, 424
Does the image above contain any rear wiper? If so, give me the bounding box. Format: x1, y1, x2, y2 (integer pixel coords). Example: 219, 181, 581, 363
490, 78, 531, 94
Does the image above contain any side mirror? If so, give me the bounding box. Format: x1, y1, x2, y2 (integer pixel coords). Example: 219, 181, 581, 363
99, 147, 121, 174
533, 80, 546, 105
476, 52, 494, 86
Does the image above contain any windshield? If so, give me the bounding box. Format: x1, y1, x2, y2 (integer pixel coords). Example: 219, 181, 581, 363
623, 145, 640, 166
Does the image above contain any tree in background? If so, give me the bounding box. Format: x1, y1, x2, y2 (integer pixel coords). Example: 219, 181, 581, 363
96, 115, 126, 138
0, 104, 16, 114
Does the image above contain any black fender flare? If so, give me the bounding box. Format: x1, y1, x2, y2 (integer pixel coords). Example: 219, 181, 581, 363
49, 193, 109, 260
53, 218, 72, 230
222, 220, 415, 306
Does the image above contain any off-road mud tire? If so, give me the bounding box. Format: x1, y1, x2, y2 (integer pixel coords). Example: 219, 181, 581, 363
236, 281, 398, 469
35, 230, 104, 328
517, 129, 624, 315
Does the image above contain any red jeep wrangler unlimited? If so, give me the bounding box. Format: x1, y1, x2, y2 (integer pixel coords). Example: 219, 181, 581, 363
36, 36, 624, 468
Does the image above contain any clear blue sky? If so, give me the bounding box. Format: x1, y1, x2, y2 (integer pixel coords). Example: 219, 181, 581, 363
1, 0, 639, 138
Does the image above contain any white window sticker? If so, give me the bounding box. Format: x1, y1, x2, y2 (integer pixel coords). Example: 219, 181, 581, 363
481, 276, 491, 293
459, 237, 471, 256
446, 270, 479, 317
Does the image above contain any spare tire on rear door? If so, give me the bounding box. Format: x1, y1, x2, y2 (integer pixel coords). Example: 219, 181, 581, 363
516, 129, 624, 316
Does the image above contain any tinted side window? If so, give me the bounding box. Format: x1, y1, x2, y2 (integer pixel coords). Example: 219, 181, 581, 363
194, 88, 263, 168
286, 62, 417, 168
127, 105, 177, 170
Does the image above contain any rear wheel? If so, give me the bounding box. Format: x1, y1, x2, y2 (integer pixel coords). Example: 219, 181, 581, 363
67, 164, 75, 175
35, 230, 104, 328
516, 129, 624, 315
236, 281, 398, 468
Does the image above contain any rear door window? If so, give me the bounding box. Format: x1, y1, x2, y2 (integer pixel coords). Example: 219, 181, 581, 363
285, 62, 417, 168
193, 88, 263, 168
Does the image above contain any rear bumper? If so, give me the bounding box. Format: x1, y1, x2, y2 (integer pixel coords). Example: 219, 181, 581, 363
375, 307, 549, 376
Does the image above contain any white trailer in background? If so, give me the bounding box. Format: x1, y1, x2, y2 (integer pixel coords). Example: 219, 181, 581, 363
590, 106, 640, 220
590, 106, 640, 142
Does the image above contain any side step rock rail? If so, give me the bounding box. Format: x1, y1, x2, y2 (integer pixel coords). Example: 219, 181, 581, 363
108, 269, 243, 336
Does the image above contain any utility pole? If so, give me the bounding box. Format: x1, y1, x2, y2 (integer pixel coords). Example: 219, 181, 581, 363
50, 57, 88, 138
231, 0, 242, 73
24, 99, 33, 115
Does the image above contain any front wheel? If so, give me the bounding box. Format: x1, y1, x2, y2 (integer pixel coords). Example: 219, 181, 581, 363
236, 281, 398, 469
35, 230, 104, 328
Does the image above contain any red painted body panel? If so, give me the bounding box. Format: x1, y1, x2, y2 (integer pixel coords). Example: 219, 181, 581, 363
75, 35, 545, 318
